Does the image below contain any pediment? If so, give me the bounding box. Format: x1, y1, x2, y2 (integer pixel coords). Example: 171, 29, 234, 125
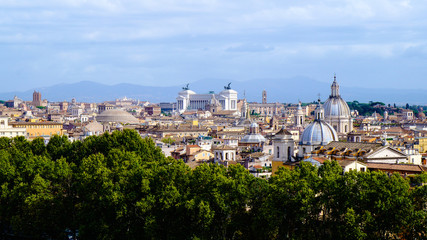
366, 147, 407, 159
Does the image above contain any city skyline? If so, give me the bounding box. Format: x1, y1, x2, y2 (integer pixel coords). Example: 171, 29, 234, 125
1, 1, 427, 92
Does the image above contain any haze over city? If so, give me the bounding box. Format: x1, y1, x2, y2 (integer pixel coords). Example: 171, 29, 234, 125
1, 0, 427, 93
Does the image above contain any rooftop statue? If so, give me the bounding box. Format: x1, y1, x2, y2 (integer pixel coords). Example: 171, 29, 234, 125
224, 82, 232, 90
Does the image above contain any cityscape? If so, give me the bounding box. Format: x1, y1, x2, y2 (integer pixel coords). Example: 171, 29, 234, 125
2, 0, 427, 239
1, 77, 426, 176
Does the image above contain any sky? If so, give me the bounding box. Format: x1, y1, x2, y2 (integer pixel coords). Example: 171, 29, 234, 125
1, 0, 427, 93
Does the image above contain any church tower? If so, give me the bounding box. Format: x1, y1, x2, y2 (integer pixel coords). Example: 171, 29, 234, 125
32, 90, 41, 106
295, 101, 305, 128
262, 90, 267, 104
272, 127, 295, 174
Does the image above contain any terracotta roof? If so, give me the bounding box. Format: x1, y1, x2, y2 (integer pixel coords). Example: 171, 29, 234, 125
10, 121, 62, 125
366, 163, 425, 172
186, 145, 200, 148
324, 141, 383, 152
311, 157, 329, 163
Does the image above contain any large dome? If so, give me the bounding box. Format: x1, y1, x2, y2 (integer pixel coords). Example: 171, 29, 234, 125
300, 120, 338, 145
97, 109, 139, 124
324, 97, 351, 117
324, 75, 351, 118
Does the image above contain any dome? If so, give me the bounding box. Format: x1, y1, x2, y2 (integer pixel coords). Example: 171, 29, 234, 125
97, 109, 139, 124
324, 97, 351, 117
240, 121, 266, 144
240, 133, 266, 144
324, 75, 351, 118
300, 119, 338, 145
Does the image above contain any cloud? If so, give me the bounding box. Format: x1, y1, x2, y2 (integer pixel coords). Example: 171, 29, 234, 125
226, 44, 275, 53
1, 0, 427, 92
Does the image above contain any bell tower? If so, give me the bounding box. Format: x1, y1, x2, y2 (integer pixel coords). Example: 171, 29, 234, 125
262, 90, 267, 104
272, 127, 295, 174
295, 101, 305, 127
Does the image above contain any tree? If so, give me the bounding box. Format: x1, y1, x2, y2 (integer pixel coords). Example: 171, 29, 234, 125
161, 137, 175, 146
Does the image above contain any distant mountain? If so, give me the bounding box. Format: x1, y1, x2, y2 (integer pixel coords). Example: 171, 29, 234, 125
0, 78, 425, 105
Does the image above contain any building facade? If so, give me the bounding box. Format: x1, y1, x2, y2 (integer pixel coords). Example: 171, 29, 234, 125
10, 122, 64, 139
0, 116, 27, 138
176, 84, 238, 113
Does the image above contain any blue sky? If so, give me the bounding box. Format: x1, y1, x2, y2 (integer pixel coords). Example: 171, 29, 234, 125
1, 0, 427, 92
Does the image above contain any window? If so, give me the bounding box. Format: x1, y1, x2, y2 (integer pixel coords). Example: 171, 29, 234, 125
277, 146, 280, 158
360, 167, 365, 172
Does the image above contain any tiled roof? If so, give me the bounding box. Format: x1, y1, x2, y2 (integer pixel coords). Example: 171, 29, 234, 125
366, 163, 425, 172
324, 141, 383, 152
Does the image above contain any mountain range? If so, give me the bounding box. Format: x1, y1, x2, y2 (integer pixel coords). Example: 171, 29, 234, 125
0, 77, 425, 105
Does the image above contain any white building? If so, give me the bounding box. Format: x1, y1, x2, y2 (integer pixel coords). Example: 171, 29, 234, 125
72, 107, 83, 117
176, 84, 238, 113
273, 128, 295, 163
0, 116, 27, 138
196, 135, 213, 151
213, 145, 237, 163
